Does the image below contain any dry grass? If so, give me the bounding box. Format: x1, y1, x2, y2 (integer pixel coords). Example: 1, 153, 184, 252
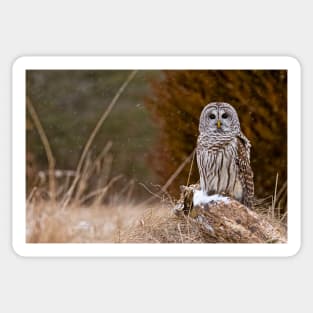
118, 185, 287, 244
27, 198, 167, 243
26, 189, 287, 244
119, 207, 213, 243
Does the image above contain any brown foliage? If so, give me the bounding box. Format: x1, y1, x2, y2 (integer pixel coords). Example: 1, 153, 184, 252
145, 70, 287, 200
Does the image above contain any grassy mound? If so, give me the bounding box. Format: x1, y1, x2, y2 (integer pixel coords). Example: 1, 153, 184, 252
121, 185, 287, 244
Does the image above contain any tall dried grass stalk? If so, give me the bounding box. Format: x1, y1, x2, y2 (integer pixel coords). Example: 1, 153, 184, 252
63, 70, 138, 207
138, 149, 196, 207
27, 97, 56, 202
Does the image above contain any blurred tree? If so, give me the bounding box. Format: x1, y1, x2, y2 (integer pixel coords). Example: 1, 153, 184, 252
145, 70, 287, 199
26, 70, 161, 199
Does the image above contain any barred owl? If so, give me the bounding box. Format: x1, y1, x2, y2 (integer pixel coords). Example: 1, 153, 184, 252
196, 102, 254, 208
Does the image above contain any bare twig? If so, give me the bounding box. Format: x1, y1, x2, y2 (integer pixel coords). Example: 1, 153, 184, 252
186, 149, 196, 186
138, 149, 195, 207
139, 183, 163, 200
79, 175, 123, 204
177, 223, 184, 243
63, 70, 138, 206
88, 141, 113, 175
26, 186, 38, 204
161, 149, 196, 193
275, 180, 287, 203
27, 97, 56, 201
120, 179, 135, 203
280, 211, 288, 222
271, 173, 279, 219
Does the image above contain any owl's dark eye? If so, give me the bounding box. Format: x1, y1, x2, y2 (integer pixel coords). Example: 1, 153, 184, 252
209, 114, 216, 119
221, 113, 228, 119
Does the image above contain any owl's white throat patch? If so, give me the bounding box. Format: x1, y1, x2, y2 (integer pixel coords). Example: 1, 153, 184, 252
193, 189, 230, 206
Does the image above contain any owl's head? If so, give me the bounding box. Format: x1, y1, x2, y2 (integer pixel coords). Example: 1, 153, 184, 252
199, 102, 241, 135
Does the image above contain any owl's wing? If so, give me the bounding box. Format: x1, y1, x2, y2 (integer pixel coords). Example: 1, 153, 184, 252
236, 132, 254, 208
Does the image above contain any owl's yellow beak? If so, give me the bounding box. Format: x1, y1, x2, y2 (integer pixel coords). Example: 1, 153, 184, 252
217, 119, 221, 128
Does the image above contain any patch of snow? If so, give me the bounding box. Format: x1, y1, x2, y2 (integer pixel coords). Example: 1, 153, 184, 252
55, 170, 62, 178
38, 171, 46, 182
193, 189, 230, 206
75, 221, 90, 230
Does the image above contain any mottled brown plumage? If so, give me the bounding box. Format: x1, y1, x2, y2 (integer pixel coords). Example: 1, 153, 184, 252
196, 102, 254, 208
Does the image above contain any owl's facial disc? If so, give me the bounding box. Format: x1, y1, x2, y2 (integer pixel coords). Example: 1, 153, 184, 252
203, 107, 236, 134
205, 108, 223, 132
199, 102, 240, 135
